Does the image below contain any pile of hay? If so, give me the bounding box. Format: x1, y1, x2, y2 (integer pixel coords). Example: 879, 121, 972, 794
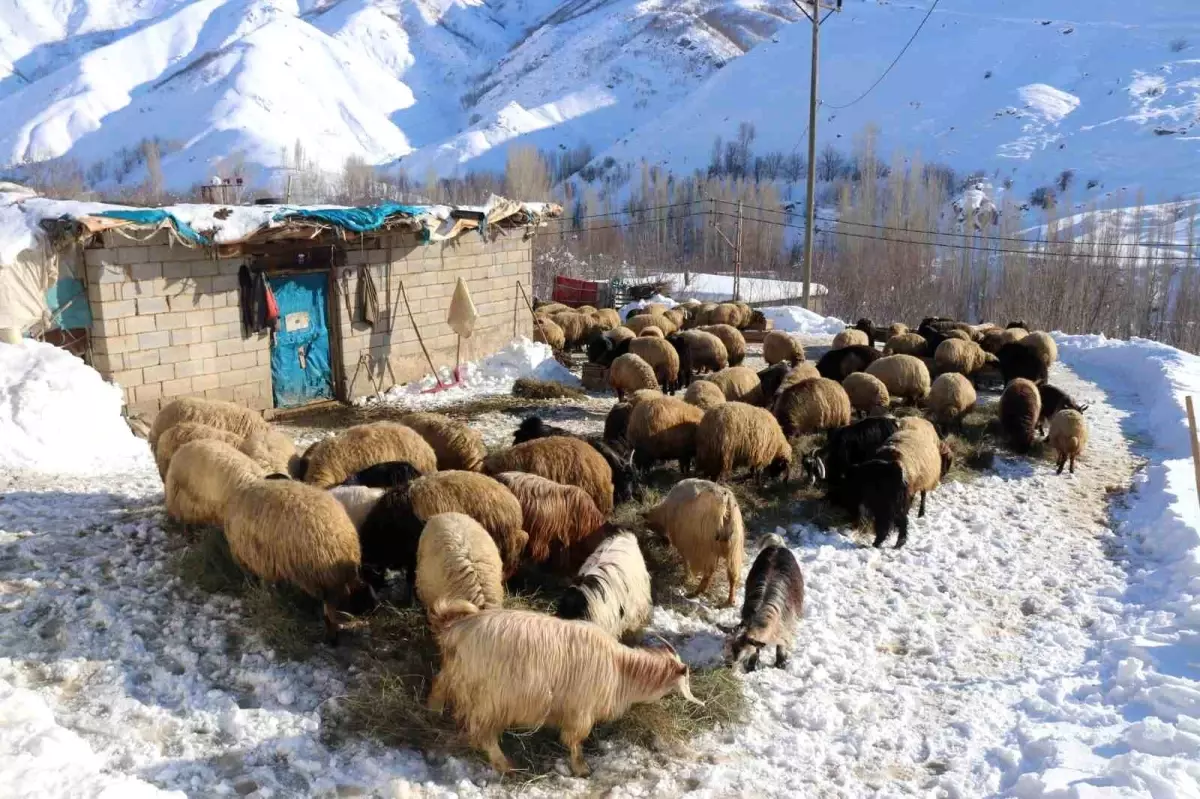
512, 377, 586, 400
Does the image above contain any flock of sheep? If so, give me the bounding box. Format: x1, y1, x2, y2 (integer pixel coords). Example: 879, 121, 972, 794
147, 299, 1090, 778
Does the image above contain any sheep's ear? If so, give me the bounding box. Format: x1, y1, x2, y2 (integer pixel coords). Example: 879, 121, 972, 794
675, 662, 687, 675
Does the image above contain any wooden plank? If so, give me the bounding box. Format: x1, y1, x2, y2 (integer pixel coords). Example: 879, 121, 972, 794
1187, 395, 1200, 510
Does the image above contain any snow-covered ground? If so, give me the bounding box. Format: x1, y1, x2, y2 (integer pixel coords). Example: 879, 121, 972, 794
1, 324, 1199, 797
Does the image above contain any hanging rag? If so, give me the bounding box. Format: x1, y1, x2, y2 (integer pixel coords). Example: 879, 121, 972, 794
263, 280, 280, 331
357, 265, 378, 327
238, 264, 254, 335
245, 270, 278, 334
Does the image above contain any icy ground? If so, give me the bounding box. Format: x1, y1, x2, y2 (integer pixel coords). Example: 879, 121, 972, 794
1, 337, 1199, 796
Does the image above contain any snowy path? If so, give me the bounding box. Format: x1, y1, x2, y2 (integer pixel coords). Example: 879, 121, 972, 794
0, 361, 1157, 798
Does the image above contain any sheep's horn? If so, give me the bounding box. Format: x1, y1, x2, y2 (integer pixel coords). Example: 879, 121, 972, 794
652, 634, 678, 656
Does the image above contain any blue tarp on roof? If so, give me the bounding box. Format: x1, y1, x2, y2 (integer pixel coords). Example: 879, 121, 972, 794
89, 209, 210, 245
273, 203, 429, 232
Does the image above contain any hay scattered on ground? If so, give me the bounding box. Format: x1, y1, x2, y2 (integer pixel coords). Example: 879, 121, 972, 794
512, 377, 586, 400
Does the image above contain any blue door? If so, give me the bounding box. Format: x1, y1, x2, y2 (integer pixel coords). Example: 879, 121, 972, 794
269, 272, 334, 408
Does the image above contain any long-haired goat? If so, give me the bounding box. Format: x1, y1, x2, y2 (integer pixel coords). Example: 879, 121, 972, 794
428, 602, 701, 777
729, 534, 805, 671
645, 479, 745, 606
555, 531, 652, 639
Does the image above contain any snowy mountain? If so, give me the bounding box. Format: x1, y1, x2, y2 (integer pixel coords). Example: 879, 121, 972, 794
0, 0, 1198, 200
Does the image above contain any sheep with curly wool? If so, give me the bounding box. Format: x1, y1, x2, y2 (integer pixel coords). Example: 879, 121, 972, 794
816, 345, 883, 380
533, 315, 566, 350
866, 354, 931, 405
934, 339, 995, 376
427, 601, 702, 777
625, 313, 677, 336
832, 328, 870, 349
927, 373, 977, 429
155, 422, 242, 480
698, 324, 746, 366
1049, 409, 1088, 474
628, 395, 705, 473
1000, 378, 1042, 454
493, 472, 606, 569
842, 372, 890, 416
1023, 331, 1058, 367
483, 436, 615, 514
703, 366, 761, 403
504, 420, 641, 508
843, 416, 947, 548
763, 330, 805, 366
165, 439, 265, 526
997, 340, 1049, 385
301, 422, 437, 488
238, 426, 301, 476
400, 412, 486, 472
684, 379, 726, 410
729, 534, 805, 672
884, 332, 929, 357
556, 531, 652, 638
150, 396, 268, 452
552, 311, 604, 350
415, 513, 505, 614
596, 308, 621, 330
676, 329, 729, 374
646, 479, 745, 606
224, 478, 376, 642
696, 403, 791, 482
707, 303, 742, 327
604, 402, 633, 444
772, 377, 852, 438
639, 325, 665, 339
608, 353, 660, 400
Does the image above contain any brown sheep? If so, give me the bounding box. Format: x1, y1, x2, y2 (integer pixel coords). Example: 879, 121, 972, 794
625, 314, 677, 336
1049, 409, 1087, 474
762, 331, 805, 366
866, 354, 931, 405
679, 329, 729, 373
1023, 331, 1058, 367
165, 439, 265, 526
302, 422, 438, 488
149, 396, 267, 452
888, 323, 909, 339
772, 377, 852, 438
663, 308, 687, 329
606, 326, 637, 347
533, 315, 566, 350
155, 422, 241, 480
407, 471, 530, 577
483, 436, 615, 513
684, 379, 727, 410
595, 308, 621, 330
638, 325, 665, 339
400, 412, 486, 472
927, 373, 977, 429
708, 303, 742, 327
942, 329, 973, 342
608, 353, 660, 400
885, 332, 929, 357
627, 396, 705, 472
552, 312, 603, 350
934, 339, 994, 376
535, 302, 571, 314
699, 324, 746, 366
415, 513, 505, 613
224, 478, 373, 641
842, 372, 890, 415
832, 328, 870, 349
493, 472, 607, 570
696, 403, 791, 481
704, 366, 760, 403
1000, 378, 1041, 454
628, 337, 681, 393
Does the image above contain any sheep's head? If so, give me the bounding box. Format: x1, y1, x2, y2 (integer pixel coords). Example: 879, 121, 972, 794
513, 415, 550, 445
764, 454, 791, 484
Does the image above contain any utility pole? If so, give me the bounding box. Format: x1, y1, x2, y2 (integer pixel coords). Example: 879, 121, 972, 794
794, 0, 842, 310
710, 198, 744, 301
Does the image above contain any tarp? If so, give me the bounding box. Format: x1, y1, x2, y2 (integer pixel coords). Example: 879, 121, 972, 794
88, 209, 210, 245
274, 202, 428, 233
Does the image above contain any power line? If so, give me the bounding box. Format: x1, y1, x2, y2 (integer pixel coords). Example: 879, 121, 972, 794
823, 0, 942, 111
543, 201, 703, 223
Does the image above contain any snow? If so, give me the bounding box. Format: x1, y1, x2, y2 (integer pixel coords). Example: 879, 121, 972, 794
359, 336, 581, 410
618, 293, 678, 321
0, 339, 148, 473
759, 305, 846, 336
4, 305, 1200, 795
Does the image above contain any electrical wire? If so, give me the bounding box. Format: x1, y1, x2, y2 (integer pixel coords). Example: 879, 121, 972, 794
822, 0, 942, 110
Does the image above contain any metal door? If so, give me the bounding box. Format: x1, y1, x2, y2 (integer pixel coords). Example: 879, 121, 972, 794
268, 272, 334, 408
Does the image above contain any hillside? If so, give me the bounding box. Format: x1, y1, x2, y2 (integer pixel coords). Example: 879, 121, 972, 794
0, 0, 801, 190
596, 0, 1200, 204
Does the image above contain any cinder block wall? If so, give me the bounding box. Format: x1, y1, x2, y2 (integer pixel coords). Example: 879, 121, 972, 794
82, 227, 534, 418
336, 231, 533, 398
83, 230, 272, 419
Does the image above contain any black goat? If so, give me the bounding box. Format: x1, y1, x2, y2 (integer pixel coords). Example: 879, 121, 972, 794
729, 536, 805, 671
820, 416, 901, 511
844, 457, 913, 548
1037, 383, 1088, 434
997, 340, 1049, 384
816, 345, 882, 380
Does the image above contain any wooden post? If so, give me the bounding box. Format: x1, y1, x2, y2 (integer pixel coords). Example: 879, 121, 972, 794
1187, 396, 1200, 508
399, 280, 444, 388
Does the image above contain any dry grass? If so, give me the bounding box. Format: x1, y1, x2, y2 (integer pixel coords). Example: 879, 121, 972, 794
512, 377, 586, 400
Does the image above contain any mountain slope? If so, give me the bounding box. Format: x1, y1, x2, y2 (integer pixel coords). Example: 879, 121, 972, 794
595, 0, 1200, 202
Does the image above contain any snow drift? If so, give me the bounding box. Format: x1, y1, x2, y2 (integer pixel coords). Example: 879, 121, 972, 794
0, 339, 147, 473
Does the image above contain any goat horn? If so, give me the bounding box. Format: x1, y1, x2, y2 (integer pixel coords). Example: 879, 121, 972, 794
651, 634, 678, 656
814, 455, 826, 481
677, 675, 705, 706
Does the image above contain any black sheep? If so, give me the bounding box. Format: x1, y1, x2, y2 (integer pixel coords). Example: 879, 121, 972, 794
603, 402, 633, 445
513, 415, 573, 445
997, 340, 1049, 384
586, 333, 614, 366
347, 460, 423, 489
756, 362, 791, 407
1006, 320, 1028, 330
357, 482, 424, 597
816, 345, 883, 380
855, 317, 876, 343
1037, 383, 1088, 434
730, 537, 805, 671
665, 333, 694, 390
